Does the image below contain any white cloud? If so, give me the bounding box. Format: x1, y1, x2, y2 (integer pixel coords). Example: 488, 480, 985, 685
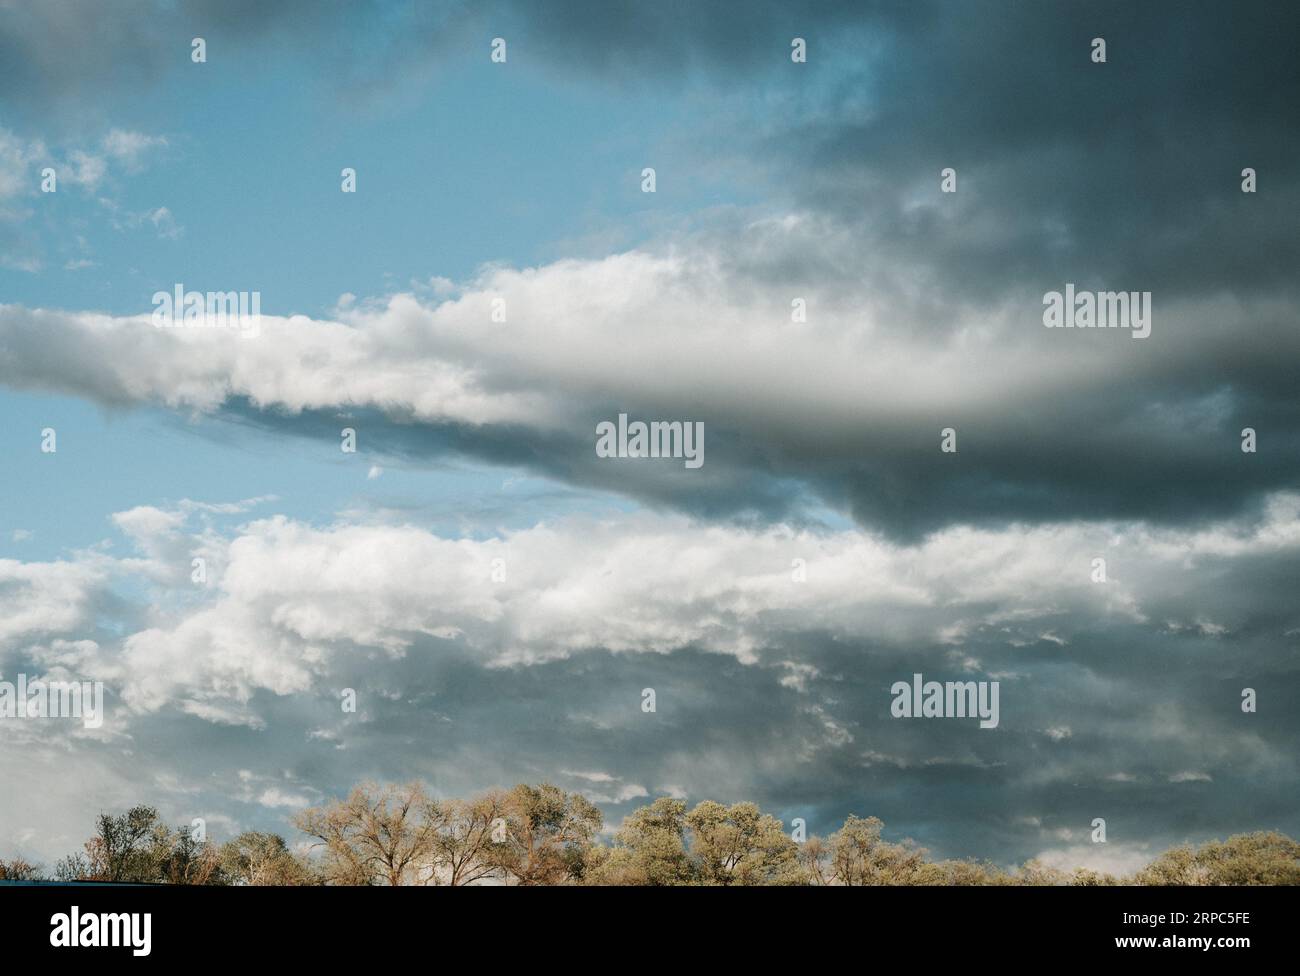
563, 771, 650, 805
0, 554, 112, 646
0, 129, 46, 201
101, 129, 168, 170
66, 149, 107, 190
0, 489, 1296, 729
1034, 842, 1155, 877
561, 770, 617, 783
257, 787, 312, 810
1, 220, 1292, 460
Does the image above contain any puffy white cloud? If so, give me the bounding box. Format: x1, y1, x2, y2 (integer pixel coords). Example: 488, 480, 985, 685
0, 489, 1276, 720
0, 555, 111, 647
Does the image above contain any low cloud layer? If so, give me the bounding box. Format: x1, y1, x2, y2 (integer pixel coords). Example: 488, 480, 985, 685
2, 494, 1297, 865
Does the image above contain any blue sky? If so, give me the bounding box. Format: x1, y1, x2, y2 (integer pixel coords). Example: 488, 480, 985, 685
1, 23, 747, 559
3, 26, 769, 317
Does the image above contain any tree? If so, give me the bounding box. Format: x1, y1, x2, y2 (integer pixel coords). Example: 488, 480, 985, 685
797, 835, 831, 886
1070, 868, 1119, 886
588, 797, 694, 886
496, 784, 603, 885
1136, 831, 1300, 886
934, 859, 1008, 886
1012, 859, 1069, 886
53, 852, 91, 882
686, 800, 804, 885
0, 857, 42, 881
220, 832, 314, 886
295, 782, 435, 886
826, 814, 938, 885
83, 805, 169, 883
56, 805, 226, 884
20, 788, 1300, 888
160, 828, 224, 885
425, 791, 511, 886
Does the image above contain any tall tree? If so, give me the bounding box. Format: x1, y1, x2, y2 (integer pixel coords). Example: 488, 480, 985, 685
160, 827, 224, 885
295, 782, 435, 886
686, 800, 804, 885
797, 835, 831, 886
588, 797, 694, 885
83, 805, 169, 883
220, 831, 314, 886
496, 784, 603, 885
827, 814, 937, 885
425, 791, 511, 886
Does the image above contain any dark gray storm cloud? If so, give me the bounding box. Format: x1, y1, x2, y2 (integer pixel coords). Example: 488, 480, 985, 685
771, 1, 1300, 300
483, 0, 1300, 537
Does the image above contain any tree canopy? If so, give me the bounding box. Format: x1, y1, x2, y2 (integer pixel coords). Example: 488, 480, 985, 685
8, 784, 1296, 886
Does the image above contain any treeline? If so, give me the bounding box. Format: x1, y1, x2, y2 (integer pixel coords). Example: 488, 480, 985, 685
2, 782, 1297, 885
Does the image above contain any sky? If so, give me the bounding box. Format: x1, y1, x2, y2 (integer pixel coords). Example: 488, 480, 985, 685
0, 0, 1297, 874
